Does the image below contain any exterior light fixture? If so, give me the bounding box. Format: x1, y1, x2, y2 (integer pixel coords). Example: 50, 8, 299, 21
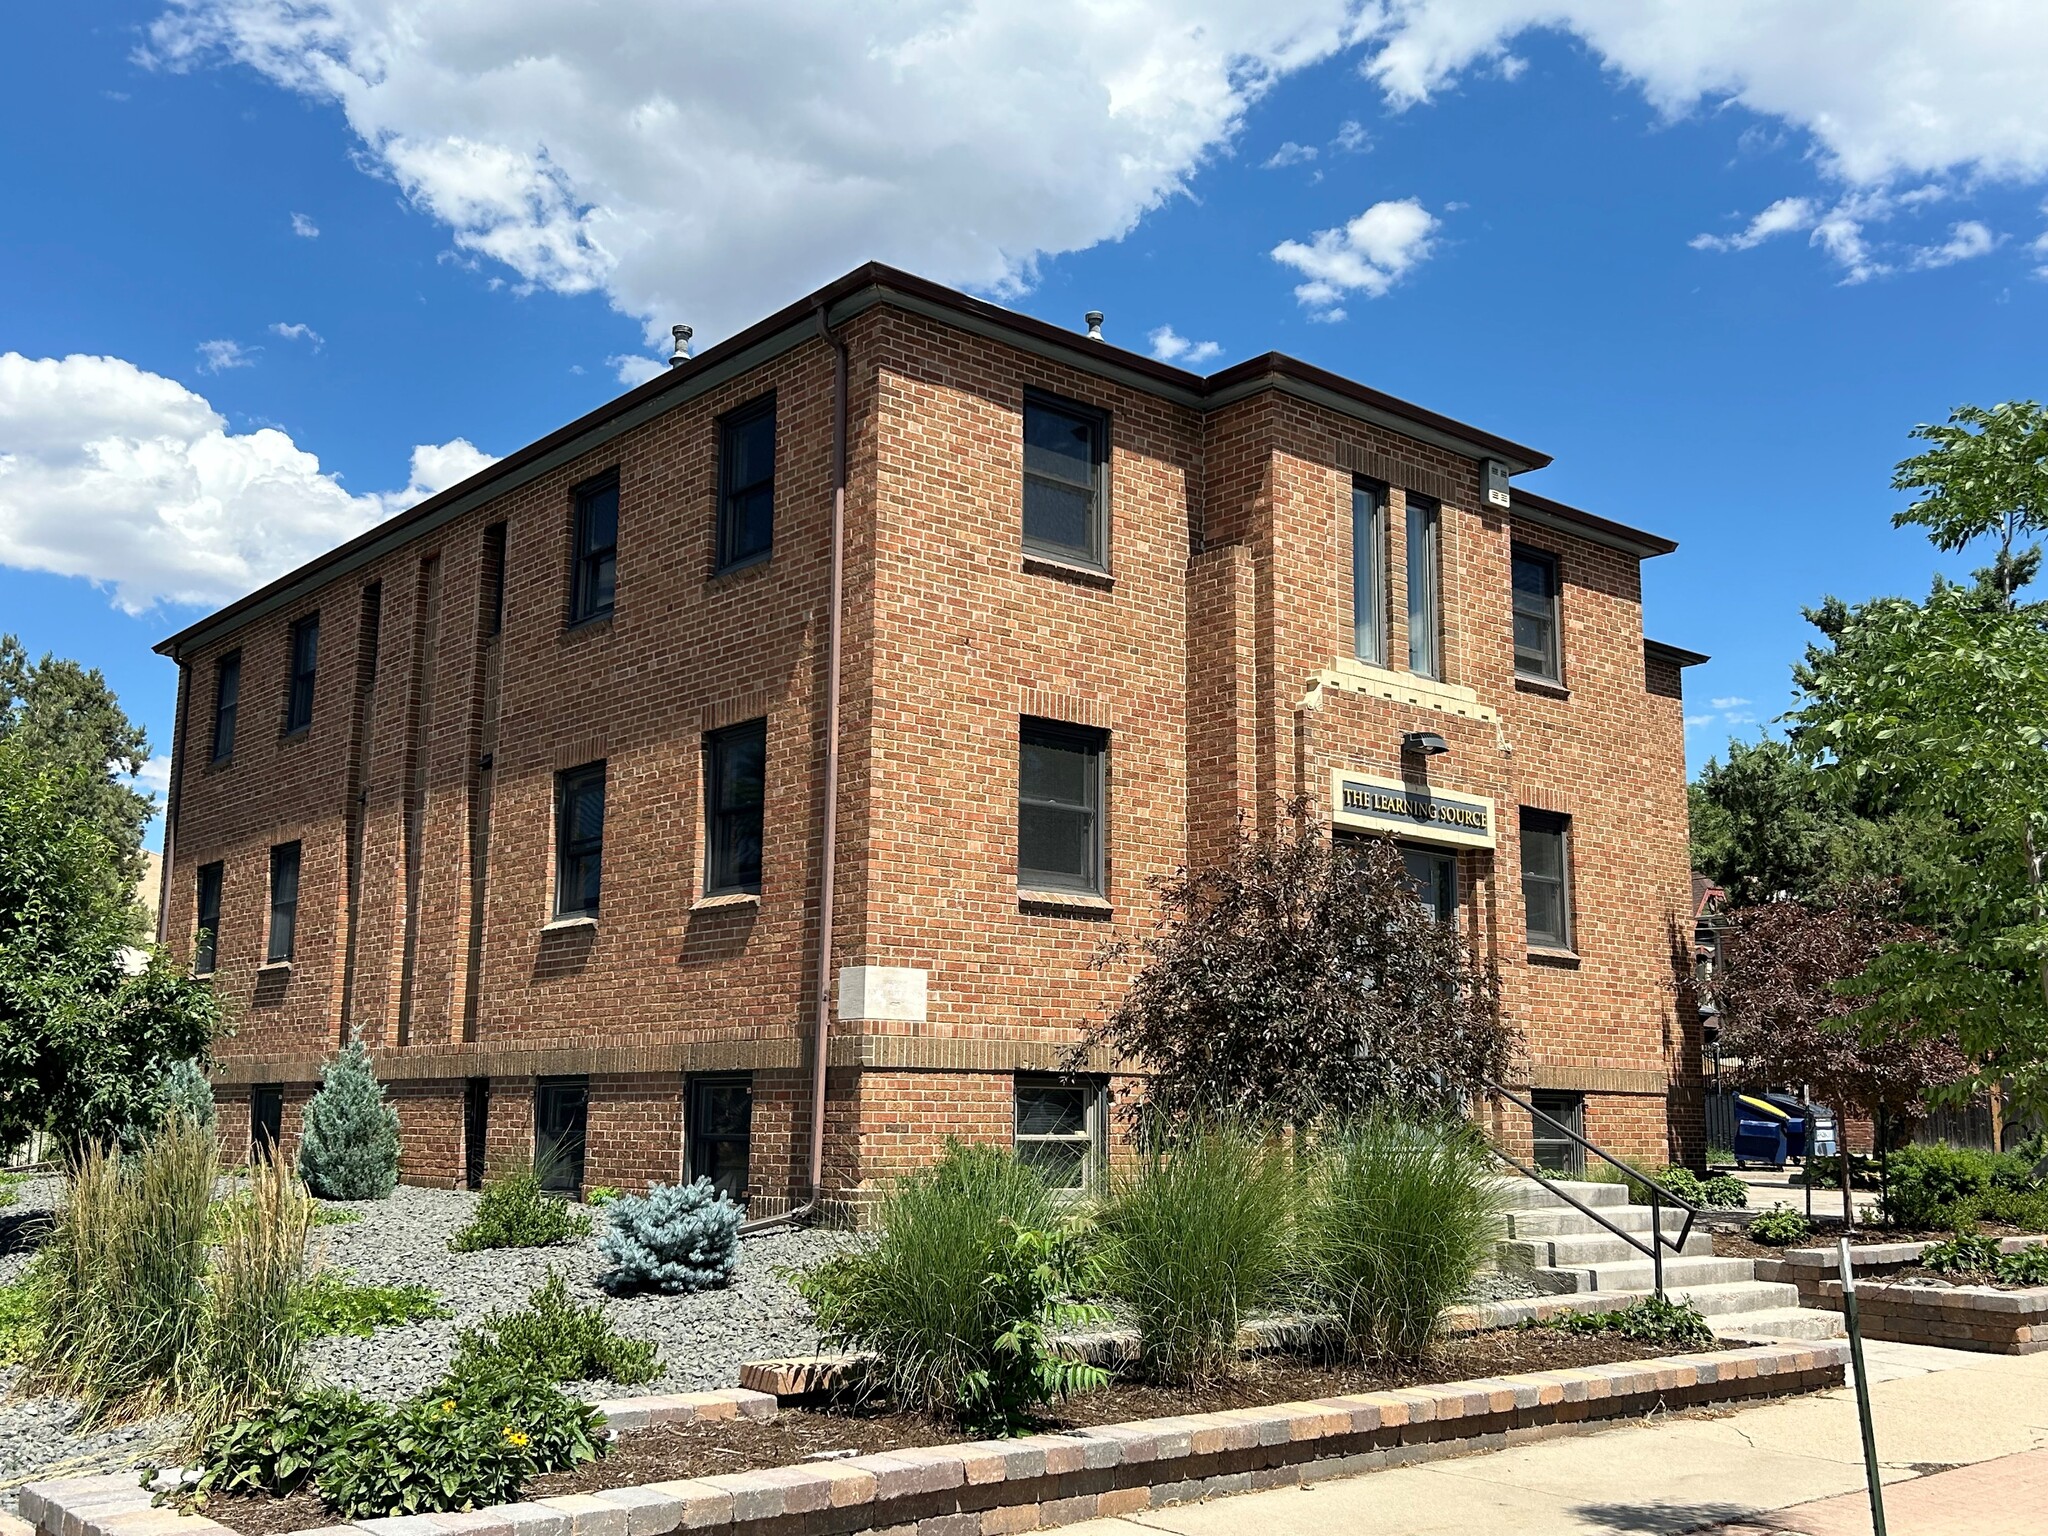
1402, 730, 1450, 756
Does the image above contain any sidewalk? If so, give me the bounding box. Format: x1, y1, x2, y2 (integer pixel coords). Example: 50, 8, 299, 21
1059, 1338, 2048, 1535
1731, 1167, 1882, 1225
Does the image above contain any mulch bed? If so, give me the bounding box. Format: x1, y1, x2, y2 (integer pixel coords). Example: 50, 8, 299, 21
202, 1329, 1715, 1536
1710, 1222, 2036, 1263
1882, 1265, 2045, 1292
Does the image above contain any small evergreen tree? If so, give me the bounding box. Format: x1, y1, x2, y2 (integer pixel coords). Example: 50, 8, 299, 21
162, 1057, 216, 1130
297, 1039, 400, 1201
597, 1179, 742, 1294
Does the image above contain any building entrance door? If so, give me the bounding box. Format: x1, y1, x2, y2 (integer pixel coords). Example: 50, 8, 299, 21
1400, 845, 1459, 923
251, 1085, 284, 1162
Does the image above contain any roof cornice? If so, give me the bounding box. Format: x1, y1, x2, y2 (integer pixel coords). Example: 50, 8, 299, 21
1510, 487, 1678, 561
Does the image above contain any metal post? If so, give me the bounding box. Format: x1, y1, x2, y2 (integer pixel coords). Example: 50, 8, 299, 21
1651, 1188, 1665, 1300
1838, 1236, 1889, 1536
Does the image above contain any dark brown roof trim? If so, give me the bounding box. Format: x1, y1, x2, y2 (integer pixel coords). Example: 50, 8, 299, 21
1645, 639, 1710, 668
1510, 487, 1678, 561
160, 260, 1557, 659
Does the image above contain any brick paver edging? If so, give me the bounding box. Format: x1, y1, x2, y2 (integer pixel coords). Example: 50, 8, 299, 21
21, 1342, 1844, 1536
1754, 1235, 2042, 1303
1804, 1277, 2048, 1355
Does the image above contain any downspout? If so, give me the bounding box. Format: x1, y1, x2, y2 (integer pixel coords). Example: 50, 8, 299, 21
741, 305, 847, 1235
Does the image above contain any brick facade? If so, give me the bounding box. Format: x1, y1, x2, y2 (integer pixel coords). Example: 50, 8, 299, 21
159, 263, 1704, 1206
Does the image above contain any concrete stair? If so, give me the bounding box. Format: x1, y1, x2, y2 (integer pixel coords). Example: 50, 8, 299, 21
1490, 1176, 1844, 1344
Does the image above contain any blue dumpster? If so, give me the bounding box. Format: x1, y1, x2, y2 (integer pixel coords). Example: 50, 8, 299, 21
1734, 1094, 1791, 1168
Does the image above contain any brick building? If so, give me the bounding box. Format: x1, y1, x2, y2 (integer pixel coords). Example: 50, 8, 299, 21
156, 263, 1706, 1213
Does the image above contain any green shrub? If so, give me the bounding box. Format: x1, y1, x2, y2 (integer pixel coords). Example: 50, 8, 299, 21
1546, 1296, 1716, 1350
297, 1041, 400, 1203
1096, 1125, 1295, 1384
1748, 1204, 1815, 1246
1922, 1233, 2003, 1273
792, 1141, 1106, 1433
598, 1179, 742, 1295
451, 1166, 593, 1252
450, 1272, 659, 1386
161, 1059, 216, 1131
1800, 1153, 1880, 1191
584, 1185, 621, 1207
310, 1205, 363, 1227
1700, 1173, 1749, 1209
1297, 1113, 1502, 1361
1949, 1186, 2048, 1232
1881, 1144, 1995, 1227
295, 1273, 451, 1339
1997, 1244, 2048, 1285
0, 1273, 42, 1364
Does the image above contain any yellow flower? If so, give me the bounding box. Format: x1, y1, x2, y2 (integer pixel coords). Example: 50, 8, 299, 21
440, 1400, 456, 1415
501, 1426, 529, 1448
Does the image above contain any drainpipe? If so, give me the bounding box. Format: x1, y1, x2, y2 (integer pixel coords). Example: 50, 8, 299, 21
741, 305, 847, 1236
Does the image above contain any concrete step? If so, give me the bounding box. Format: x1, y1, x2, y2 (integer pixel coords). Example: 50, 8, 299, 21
1662, 1280, 1801, 1317
1713, 1307, 1847, 1343
1503, 1204, 1690, 1239
1490, 1177, 1629, 1212
1538, 1253, 1757, 1293
1499, 1229, 1718, 1270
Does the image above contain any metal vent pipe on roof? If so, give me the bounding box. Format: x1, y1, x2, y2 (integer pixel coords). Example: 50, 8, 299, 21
668, 324, 693, 368
1084, 310, 1104, 340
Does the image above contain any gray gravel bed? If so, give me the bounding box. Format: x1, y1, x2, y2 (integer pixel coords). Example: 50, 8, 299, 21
1462, 1267, 1548, 1304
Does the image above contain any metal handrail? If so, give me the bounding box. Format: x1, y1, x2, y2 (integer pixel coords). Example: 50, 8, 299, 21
1483, 1076, 1699, 1300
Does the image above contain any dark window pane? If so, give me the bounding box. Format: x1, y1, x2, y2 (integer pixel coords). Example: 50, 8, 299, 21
572, 479, 619, 622
1019, 804, 1093, 884
194, 862, 223, 974
1023, 477, 1094, 555
1521, 810, 1572, 949
1022, 398, 1105, 563
1406, 496, 1440, 679
1023, 405, 1095, 484
1016, 1084, 1086, 1137
718, 400, 777, 568
1401, 846, 1457, 924
267, 843, 300, 962
707, 721, 767, 894
1018, 722, 1103, 893
555, 763, 605, 917
535, 1078, 587, 1194
1352, 481, 1385, 665
1512, 550, 1559, 679
212, 654, 240, 761
1512, 552, 1554, 599
285, 616, 319, 732
688, 1076, 752, 1202
1018, 1137, 1089, 1190
1020, 737, 1092, 804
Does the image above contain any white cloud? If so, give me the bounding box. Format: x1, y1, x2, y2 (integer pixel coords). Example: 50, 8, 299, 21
1272, 198, 1439, 317
1910, 219, 1999, 270
1333, 118, 1371, 154
1683, 714, 1713, 729
197, 338, 256, 373
1709, 696, 1750, 711
123, 756, 174, 804
608, 353, 666, 388
1690, 195, 1817, 252
1263, 141, 1318, 169
1146, 325, 1222, 366
289, 211, 319, 238
269, 321, 324, 349
0, 351, 495, 613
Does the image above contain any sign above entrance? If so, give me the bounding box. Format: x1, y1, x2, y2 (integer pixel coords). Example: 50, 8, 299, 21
1330, 770, 1496, 850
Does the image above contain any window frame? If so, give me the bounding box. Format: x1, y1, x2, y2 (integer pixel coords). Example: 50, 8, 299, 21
266, 841, 301, 964
1351, 477, 1389, 666
483, 521, 508, 638
1520, 807, 1575, 952
1398, 843, 1459, 925
1020, 390, 1111, 571
283, 614, 319, 735
211, 651, 241, 763
568, 471, 620, 626
704, 719, 768, 897
1014, 1073, 1106, 1195
533, 1076, 588, 1196
714, 394, 778, 573
1511, 544, 1563, 683
554, 761, 607, 919
193, 861, 224, 976
1404, 492, 1442, 680
687, 1073, 754, 1203
1530, 1090, 1586, 1179
1017, 718, 1107, 896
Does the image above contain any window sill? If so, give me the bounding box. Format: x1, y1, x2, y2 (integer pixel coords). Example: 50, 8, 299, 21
692, 890, 761, 912
1021, 552, 1114, 590
543, 914, 599, 932
710, 551, 772, 581
204, 757, 233, 774
562, 612, 614, 640
1018, 887, 1113, 916
256, 960, 293, 973
280, 726, 310, 743
1514, 673, 1571, 699
1527, 945, 1581, 968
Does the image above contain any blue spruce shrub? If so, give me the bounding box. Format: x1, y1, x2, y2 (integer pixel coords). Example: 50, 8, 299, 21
297, 1039, 401, 1201
163, 1057, 217, 1129
597, 1179, 742, 1295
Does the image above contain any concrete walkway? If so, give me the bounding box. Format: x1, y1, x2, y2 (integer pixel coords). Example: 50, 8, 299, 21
1731, 1168, 1881, 1226
1059, 1339, 2048, 1535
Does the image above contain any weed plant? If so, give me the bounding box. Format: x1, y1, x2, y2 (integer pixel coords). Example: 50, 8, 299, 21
1544, 1296, 1715, 1350
1297, 1113, 1502, 1361
1096, 1125, 1294, 1384
1747, 1204, 1815, 1246
449, 1272, 659, 1386
295, 1272, 451, 1339
0, 1273, 41, 1364
451, 1162, 592, 1252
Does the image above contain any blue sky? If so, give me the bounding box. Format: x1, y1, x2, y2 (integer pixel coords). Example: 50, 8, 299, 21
5, 4, 2046, 848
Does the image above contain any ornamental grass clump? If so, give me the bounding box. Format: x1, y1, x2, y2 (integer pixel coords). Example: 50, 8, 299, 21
1096, 1124, 1294, 1384
193, 1154, 314, 1437
1297, 1112, 1503, 1361
792, 1141, 1106, 1434
296, 1039, 400, 1202
598, 1177, 742, 1295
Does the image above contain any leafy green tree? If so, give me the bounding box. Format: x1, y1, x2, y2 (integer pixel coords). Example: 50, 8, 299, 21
0, 737, 220, 1151
297, 1039, 401, 1201
0, 636, 153, 892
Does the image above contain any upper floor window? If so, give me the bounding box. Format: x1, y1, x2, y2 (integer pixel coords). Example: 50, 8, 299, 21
716, 396, 777, 572
1018, 719, 1105, 895
210, 651, 241, 763
1512, 546, 1561, 682
1520, 808, 1574, 951
266, 842, 301, 963
570, 474, 618, 624
1022, 394, 1108, 569
284, 615, 319, 733
1405, 493, 1442, 680
705, 720, 767, 896
483, 522, 508, 637
555, 762, 606, 918
194, 861, 224, 976
1352, 478, 1388, 666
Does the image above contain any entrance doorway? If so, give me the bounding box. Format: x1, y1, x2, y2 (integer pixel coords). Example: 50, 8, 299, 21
534, 1077, 588, 1195
463, 1077, 490, 1191
251, 1085, 284, 1162
1400, 844, 1459, 923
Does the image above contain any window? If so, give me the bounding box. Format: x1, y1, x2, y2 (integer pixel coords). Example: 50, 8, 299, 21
210, 652, 241, 762
1352, 478, 1388, 665
251, 1086, 284, 1163
266, 842, 301, 963
689, 1075, 753, 1202
1512, 546, 1561, 681
463, 1078, 490, 1192
1022, 394, 1109, 568
716, 396, 777, 571
1015, 1075, 1103, 1193
194, 861, 224, 975
569, 474, 618, 624
554, 762, 606, 918
1531, 1091, 1584, 1178
1405, 494, 1441, 679
1400, 845, 1458, 925
704, 720, 767, 895
284, 615, 319, 733
534, 1077, 588, 1195
1521, 808, 1574, 950
1018, 720, 1105, 894
483, 522, 508, 637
